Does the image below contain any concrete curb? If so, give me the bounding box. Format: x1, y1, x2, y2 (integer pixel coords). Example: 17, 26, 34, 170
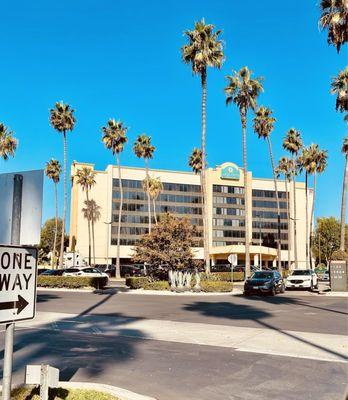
60, 381, 157, 400
120, 289, 243, 296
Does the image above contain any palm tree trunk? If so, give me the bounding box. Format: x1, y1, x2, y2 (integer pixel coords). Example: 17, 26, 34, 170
340, 155, 348, 251
285, 178, 291, 269
145, 158, 152, 233
153, 198, 157, 224
305, 172, 309, 267
91, 217, 96, 266
116, 153, 122, 279
201, 70, 210, 274
86, 190, 92, 266
309, 172, 316, 270
241, 108, 250, 278
59, 131, 67, 269
52, 182, 58, 269
266, 137, 282, 274
292, 155, 298, 269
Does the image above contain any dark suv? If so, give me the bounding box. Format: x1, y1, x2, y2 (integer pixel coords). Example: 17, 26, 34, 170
244, 270, 285, 296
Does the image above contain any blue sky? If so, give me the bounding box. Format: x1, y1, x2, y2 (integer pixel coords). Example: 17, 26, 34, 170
0, 0, 347, 227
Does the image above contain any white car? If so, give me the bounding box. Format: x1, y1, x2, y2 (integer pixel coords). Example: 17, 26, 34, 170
63, 267, 109, 281
322, 270, 330, 281
286, 269, 318, 290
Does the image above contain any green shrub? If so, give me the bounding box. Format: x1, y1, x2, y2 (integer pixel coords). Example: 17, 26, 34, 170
200, 281, 233, 292
142, 281, 170, 290
37, 276, 108, 289
125, 277, 150, 289
200, 272, 244, 282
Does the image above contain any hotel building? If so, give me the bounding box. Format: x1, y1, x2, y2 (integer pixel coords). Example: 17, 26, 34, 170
69, 161, 313, 269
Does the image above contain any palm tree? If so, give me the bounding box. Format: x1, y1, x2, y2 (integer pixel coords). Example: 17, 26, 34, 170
82, 199, 101, 256
275, 157, 294, 270
189, 148, 203, 174
102, 119, 128, 278
225, 67, 263, 278
300, 145, 328, 268
181, 19, 224, 274
340, 137, 348, 251
331, 67, 348, 114
283, 128, 303, 269
133, 135, 155, 233
50, 102, 76, 268
146, 177, 163, 224
0, 122, 17, 162
319, 0, 348, 53
45, 159, 62, 268
75, 166, 96, 265
253, 106, 282, 273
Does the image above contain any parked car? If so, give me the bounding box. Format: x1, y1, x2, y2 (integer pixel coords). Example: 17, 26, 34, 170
322, 270, 330, 281
62, 267, 81, 277
285, 269, 318, 290
38, 268, 49, 275
95, 264, 117, 277
244, 270, 285, 296
120, 264, 146, 277
40, 269, 64, 276
75, 267, 109, 280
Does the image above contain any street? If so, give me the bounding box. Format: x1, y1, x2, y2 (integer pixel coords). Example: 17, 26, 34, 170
1, 289, 347, 400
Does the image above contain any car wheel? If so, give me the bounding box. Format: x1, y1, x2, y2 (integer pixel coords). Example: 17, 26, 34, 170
280, 284, 285, 293
244, 291, 250, 296
270, 286, 276, 296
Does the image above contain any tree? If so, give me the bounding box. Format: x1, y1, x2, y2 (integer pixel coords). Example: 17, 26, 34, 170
50, 102, 76, 268
312, 217, 347, 267
300, 144, 328, 268
102, 119, 128, 278
189, 148, 203, 174
283, 128, 303, 268
145, 177, 163, 224
225, 67, 263, 277
331, 67, 348, 124
45, 159, 62, 268
253, 106, 282, 273
132, 213, 195, 271
275, 157, 294, 269
181, 19, 224, 274
39, 218, 68, 261
75, 166, 96, 265
340, 137, 348, 250
82, 199, 101, 263
319, 0, 348, 53
133, 135, 155, 233
0, 122, 17, 162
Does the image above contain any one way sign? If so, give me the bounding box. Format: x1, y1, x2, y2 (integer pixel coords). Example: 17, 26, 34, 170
0, 245, 37, 324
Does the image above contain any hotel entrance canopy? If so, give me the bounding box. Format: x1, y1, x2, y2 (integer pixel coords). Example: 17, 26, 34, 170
210, 244, 278, 263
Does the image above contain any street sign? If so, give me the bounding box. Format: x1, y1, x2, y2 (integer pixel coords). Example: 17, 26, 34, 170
228, 254, 238, 266
0, 170, 44, 245
0, 245, 38, 324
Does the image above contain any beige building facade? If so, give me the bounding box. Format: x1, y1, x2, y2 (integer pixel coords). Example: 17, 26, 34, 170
69, 161, 313, 269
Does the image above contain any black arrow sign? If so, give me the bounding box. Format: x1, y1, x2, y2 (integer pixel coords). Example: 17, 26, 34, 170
0, 295, 29, 315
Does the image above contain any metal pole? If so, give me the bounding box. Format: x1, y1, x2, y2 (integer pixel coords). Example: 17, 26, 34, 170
40, 364, 49, 400
3, 174, 23, 400
259, 213, 262, 270
318, 233, 321, 266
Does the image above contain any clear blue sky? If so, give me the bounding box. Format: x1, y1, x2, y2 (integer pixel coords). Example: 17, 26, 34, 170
0, 0, 346, 227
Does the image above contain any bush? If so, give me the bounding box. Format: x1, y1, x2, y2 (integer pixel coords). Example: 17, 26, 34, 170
200, 281, 234, 292
142, 281, 170, 290
332, 250, 348, 261
200, 272, 244, 282
125, 277, 170, 290
37, 276, 108, 289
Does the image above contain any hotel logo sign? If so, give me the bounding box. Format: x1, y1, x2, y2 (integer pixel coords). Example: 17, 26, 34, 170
221, 164, 240, 180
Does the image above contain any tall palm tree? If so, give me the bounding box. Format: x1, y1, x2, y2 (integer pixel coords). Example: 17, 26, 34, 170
340, 137, 348, 251
283, 128, 303, 269
331, 67, 348, 115
50, 102, 76, 268
319, 0, 348, 53
133, 135, 155, 233
82, 199, 101, 255
275, 157, 294, 270
225, 67, 263, 278
0, 122, 17, 163
181, 19, 224, 274
102, 119, 128, 279
45, 159, 62, 268
75, 166, 96, 265
253, 106, 282, 273
189, 148, 203, 174
146, 177, 163, 224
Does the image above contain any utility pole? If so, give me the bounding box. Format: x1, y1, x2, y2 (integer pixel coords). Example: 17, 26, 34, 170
2, 174, 23, 400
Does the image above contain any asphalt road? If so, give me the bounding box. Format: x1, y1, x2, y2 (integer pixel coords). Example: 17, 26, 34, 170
0, 290, 347, 400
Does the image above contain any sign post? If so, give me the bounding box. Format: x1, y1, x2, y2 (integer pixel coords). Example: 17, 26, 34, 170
0, 171, 42, 400
228, 254, 238, 285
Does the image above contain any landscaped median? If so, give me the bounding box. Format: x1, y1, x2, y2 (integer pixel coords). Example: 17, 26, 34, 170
37, 276, 108, 290
125, 271, 243, 293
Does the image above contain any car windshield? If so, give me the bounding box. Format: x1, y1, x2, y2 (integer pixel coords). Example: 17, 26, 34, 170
252, 271, 273, 280
291, 270, 311, 276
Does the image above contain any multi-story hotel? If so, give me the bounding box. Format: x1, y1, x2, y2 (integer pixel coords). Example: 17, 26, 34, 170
69, 161, 313, 269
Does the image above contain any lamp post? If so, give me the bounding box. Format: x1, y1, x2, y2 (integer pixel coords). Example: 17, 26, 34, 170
104, 221, 112, 269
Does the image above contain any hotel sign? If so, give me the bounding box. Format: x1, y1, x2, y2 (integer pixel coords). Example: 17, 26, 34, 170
221, 164, 240, 180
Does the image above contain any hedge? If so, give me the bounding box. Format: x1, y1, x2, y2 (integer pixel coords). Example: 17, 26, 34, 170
37, 276, 108, 289
200, 281, 234, 292
200, 272, 244, 282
